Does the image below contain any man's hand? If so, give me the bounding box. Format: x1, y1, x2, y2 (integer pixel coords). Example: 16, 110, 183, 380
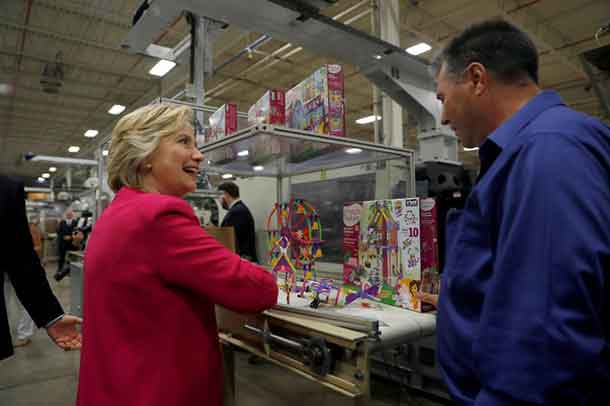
415, 292, 439, 307
46, 315, 82, 350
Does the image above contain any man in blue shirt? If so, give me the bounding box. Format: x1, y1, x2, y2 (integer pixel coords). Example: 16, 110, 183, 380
434, 19, 610, 405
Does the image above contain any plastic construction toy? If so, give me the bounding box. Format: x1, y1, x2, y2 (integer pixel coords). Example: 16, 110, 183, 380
298, 278, 341, 309
266, 199, 324, 304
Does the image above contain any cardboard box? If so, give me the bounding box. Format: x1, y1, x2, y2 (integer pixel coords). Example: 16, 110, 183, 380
340, 198, 434, 313
207, 103, 238, 143
342, 202, 363, 285
419, 198, 440, 312
285, 64, 345, 137
247, 89, 285, 125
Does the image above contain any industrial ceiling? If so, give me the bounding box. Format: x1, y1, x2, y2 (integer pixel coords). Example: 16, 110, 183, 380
1, 0, 608, 187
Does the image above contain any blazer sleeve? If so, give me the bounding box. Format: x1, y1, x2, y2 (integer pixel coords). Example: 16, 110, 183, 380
153, 198, 277, 313
6, 180, 63, 328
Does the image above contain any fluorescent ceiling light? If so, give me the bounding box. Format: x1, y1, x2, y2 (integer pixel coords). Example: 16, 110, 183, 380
355, 115, 381, 125
373, 54, 382, 60
222, 173, 234, 179
406, 42, 432, 56
102, 149, 109, 156
41, 173, 50, 178
345, 148, 362, 154
237, 150, 249, 157
149, 59, 176, 77
37, 177, 45, 183
49, 167, 57, 172
84, 130, 98, 138
253, 165, 264, 171
108, 104, 126, 115
463, 147, 480, 152
68, 146, 80, 153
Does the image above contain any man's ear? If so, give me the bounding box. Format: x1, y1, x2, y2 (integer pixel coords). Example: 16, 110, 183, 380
466, 62, 488, 96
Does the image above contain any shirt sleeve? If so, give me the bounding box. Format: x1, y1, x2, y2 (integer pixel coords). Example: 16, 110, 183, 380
473, 133, 610, 405
153, 199, 278, 313
7, 180, 64, 328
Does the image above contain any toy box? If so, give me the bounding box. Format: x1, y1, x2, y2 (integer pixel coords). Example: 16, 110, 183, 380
248, 89, 285, 125
285, 64, 345, 137
340, 198, 435, 313
343, 202, 363, 284
419, 198, 440, 312
207, 103, 237, 143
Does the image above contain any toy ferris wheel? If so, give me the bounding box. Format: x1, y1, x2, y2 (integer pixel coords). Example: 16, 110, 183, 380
266, 198, 324, 303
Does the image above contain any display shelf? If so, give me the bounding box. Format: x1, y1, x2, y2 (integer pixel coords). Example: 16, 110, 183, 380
200, 125, 414, 186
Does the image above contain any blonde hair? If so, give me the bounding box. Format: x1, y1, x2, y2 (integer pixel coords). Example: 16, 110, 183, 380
107, 103, 193, 192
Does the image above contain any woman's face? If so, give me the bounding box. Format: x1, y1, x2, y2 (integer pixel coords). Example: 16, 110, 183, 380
144, 126, 203, 197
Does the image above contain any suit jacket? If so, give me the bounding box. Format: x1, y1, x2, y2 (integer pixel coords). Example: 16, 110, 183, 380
77, 187, 277, 406
221, 200, 259, 262
57, 218, 77, 252
0, 175, 63, 360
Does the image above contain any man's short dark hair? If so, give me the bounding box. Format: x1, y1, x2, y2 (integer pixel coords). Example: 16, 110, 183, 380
433, 19, 539, 85
218, 182, 239, 198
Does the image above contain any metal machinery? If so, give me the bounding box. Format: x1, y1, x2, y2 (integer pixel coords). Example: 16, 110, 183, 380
197, 125, 434, 404
122, 1, 452, 403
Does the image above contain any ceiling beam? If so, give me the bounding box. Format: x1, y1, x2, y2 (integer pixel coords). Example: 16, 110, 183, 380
495, 0, 588, 81
0, 20, 134, 56
33, 0, 132, 31
0, 48, 154, 82
0, 67, 148, 96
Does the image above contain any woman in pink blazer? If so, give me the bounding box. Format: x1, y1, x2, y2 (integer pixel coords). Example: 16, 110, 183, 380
77, 104, 278, 406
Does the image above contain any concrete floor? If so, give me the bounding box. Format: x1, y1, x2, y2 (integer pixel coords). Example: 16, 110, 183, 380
0, 266, 446, 406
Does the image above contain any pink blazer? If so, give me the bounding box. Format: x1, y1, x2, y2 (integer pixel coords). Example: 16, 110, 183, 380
77, 187, 277, 406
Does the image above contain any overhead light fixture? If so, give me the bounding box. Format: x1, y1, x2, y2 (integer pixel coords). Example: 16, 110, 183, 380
253, 165, 264, 171
373, 54, 382, 60
49, 167, 57, 172
68, 146, 80, 153
149, 59, 176, 77
42, 173, 50, 178
345, 148, 362, 154
463, 147, 480, 152
406, 42, 432, 56
84, 129, 98, 138
26, 154, 96, 165
108, 104, 126, 115
102, 149, 109, 156
37, 177, 45, 183
237, 150, 249, 157
355, 115, 381, 125
222, 173, 234, 179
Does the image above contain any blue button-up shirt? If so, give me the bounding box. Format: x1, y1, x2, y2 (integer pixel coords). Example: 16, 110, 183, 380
438, 90, 610, 405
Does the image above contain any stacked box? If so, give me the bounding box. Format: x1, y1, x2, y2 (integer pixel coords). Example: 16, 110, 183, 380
340, 198, 435, 313
285, 64, 345, 137
247, 90, 285, 125
207, 103, 237, 143
419, 198, 440, 312
342, 202, 363, 284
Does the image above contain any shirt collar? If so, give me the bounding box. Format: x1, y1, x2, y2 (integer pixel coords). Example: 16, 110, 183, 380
477, 90, 564, 180
229, 198, 241, 209
484, 90, 564, 151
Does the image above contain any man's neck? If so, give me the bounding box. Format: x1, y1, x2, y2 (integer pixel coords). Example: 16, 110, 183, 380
229, 198, 241, 209
487, 83, 540, 133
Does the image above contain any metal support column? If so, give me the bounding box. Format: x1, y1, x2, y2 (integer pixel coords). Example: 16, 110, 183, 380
66, 167, 72, 189
186, 15, 213, 142
377, 0, 403, 149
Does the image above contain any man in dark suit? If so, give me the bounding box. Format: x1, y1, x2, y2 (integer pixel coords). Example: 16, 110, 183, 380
54, 207, 78, 280
0, 175, 82, 360
218, 182, 259, 263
